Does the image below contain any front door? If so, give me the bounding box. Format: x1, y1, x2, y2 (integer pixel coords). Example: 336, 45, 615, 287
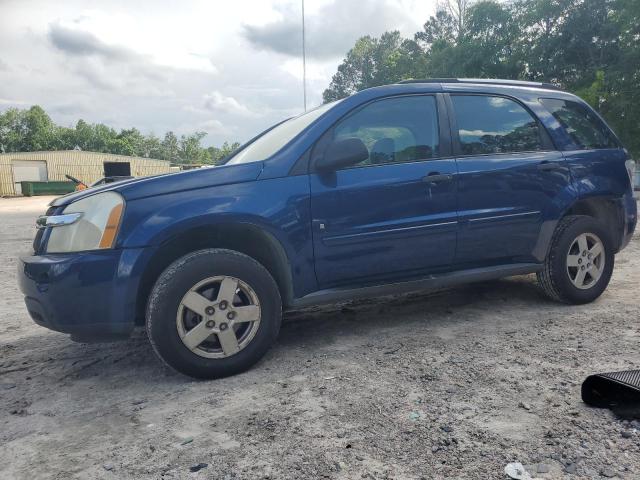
449, 94, 573, 266
309, 94, 458, 288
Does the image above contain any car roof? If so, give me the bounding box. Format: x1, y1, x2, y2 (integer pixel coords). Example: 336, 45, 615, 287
343, 78, 578, 106
397, 78, 560, 91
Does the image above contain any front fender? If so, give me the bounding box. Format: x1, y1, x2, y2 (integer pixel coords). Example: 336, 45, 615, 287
117, 175, 316, 298
119, 179, 307, 247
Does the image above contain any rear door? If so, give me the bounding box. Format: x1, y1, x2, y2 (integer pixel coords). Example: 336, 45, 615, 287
448, 94, 572, 266
309, 94, 458, 288
538, 97, 632, 197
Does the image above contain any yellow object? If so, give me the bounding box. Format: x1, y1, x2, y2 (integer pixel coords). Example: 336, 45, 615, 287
99, 203, 124, 248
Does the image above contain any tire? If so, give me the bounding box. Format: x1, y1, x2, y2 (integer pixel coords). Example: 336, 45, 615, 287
147, 249, 282, 379
537, 215, 615, 304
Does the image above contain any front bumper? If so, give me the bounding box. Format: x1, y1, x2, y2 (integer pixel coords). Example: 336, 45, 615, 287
17, 247, 149, 341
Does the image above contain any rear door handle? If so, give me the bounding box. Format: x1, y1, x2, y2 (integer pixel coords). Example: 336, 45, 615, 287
422, 173, 453, 184
537, 161, 566, 172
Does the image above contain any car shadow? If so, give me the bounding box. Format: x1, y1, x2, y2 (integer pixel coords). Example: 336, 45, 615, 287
278, 275, 547, 348
2, 275, 549, 388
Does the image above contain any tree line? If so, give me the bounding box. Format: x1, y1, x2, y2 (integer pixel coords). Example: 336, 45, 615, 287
0, 105, 240, 165
323, 0, 640, 158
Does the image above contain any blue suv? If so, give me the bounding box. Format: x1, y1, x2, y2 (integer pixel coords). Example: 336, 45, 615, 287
18, 79, 637, 379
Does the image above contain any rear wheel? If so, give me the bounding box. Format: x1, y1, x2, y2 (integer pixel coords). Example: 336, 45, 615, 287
147, 249, 282, 379
537, 215, 614, 304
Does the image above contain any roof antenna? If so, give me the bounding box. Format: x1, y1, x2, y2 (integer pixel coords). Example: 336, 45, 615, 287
301, 0, 307, 112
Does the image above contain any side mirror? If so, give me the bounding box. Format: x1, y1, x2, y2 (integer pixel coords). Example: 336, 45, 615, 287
315, 138, 369, 172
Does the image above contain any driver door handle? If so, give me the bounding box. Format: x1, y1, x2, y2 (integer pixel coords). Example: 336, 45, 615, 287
537, 161, 566, 172
422, 173, 453, 184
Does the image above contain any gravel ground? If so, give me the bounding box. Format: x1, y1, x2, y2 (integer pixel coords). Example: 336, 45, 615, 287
1, 195, 639, 480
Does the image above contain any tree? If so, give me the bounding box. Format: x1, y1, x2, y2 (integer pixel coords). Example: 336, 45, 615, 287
142, 134, 163, 159
117, 128, 146, 157
106, 137, 136, 156
609, 0, 640, 156
440, 0, 472, 42
513, 0, 573, 82
323, 32, 422, 102
178, 131, 209, 164
71, 119, 94, 151
162, 131, 179, 162
459, 1, 521, 78
415, 10, 457, 49
0, 106, 59, 151
0, 108, 25, 152
23, 106, 59, 151
0, 105, 240, 163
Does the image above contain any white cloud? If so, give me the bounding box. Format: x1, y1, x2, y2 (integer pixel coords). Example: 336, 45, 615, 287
0, 98, 30, 106
243, 0, 425, 59
459, 129, 509, 137
198, 119, 235, 136
203, 91, 257, 118
0, 0, 437, 146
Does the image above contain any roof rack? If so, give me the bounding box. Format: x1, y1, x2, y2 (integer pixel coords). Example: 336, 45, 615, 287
397, 78, 560, 90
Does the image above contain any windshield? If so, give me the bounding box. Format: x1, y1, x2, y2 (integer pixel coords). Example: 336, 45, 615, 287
226, 101, 340, 165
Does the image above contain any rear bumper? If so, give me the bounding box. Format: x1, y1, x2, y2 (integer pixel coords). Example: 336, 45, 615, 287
619, 192, 637, 251
17, 247, 149, 340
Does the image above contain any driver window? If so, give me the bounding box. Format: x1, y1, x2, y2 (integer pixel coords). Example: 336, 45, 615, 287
332, 95, 440, 168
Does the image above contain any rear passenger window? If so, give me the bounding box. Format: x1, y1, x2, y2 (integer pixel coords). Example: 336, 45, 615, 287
452, 95, 544, 155
539, 98, 619, 150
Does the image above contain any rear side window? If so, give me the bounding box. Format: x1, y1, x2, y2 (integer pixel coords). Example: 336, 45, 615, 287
332, 95, 440, 167
539, 98, 619, 150
452, 95, 544, 155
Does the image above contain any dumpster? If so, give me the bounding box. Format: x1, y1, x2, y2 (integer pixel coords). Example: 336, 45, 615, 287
20, 181, 76, 196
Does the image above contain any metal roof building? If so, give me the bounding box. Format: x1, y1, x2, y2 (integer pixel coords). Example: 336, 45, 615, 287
0, 150, 172, 196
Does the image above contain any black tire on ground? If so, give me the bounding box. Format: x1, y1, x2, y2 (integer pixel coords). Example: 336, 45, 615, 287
146, 248, 282, 379
537, 215, 615, 304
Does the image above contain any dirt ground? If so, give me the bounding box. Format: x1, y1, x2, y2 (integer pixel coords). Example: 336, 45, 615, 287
1, 195, 639, 480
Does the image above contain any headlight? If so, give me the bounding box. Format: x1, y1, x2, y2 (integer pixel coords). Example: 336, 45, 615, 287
45, 192, 125, 253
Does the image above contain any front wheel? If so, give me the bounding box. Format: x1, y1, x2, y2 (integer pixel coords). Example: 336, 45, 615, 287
537, 215, 614, 304
146, 249, 282, 379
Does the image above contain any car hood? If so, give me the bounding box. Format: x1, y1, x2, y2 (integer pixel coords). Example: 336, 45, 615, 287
50, 162, 264, 207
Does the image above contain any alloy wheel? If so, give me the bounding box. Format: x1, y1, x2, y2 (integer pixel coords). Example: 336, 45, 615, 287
176, 276, 261, 358
566, 232, 605, 290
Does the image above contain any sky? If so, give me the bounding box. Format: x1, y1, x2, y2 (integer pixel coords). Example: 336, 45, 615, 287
0, 0, 437, 147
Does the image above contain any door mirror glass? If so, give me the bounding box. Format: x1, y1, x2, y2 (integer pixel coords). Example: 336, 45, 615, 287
316, 138, 369, 171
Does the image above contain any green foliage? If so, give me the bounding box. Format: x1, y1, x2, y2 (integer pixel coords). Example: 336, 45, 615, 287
0, 109, 237, 165
323, 32, 424, 102
323, 0, 640, 157
0, 106, 60, 152
207, 141, 242, 164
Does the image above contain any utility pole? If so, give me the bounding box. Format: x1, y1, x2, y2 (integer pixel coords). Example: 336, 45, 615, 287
302, 0, 307, 111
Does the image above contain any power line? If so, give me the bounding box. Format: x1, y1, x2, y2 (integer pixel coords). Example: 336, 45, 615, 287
302, 0, 307, 112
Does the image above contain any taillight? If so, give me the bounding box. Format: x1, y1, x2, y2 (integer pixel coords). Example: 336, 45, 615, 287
625, 159, 636, 189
